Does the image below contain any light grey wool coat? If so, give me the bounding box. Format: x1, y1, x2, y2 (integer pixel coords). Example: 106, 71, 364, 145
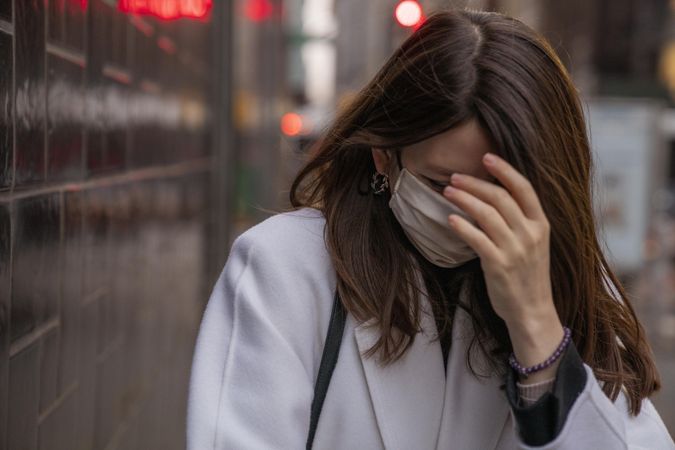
186, 207, 675, 449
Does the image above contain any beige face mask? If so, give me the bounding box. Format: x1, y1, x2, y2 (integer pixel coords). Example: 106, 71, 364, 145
388, 155, 479, 268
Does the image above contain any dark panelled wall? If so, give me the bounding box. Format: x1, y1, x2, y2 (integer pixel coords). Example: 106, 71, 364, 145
0, 1, 230, 449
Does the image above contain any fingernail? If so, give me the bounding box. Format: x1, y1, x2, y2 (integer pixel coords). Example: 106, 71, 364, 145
443, 186, 456, 196
483, 153, 496, 165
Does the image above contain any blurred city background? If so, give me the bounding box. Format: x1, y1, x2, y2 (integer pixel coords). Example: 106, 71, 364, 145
0, 0, 674, 448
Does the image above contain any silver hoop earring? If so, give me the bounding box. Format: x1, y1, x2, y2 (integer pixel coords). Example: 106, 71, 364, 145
370, 172, 389, 195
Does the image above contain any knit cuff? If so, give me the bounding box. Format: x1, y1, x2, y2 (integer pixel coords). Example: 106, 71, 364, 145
516, 376, 556, 407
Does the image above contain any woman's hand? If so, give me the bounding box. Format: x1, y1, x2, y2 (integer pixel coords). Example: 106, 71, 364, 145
442, 152, 565, 383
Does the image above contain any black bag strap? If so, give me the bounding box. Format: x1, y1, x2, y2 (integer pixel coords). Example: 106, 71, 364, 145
306, 288, 346, 449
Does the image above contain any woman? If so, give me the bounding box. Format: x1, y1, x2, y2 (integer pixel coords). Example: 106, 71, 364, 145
187, 8, 675, 449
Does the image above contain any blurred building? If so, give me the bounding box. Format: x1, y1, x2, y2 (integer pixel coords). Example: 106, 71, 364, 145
0, 1, 231, 448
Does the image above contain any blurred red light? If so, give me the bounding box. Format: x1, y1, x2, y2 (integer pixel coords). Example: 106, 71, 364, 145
395, 0, 423, 28
118, 0, 212, 20
244, 0, 274, 22
281, 113, 303, 136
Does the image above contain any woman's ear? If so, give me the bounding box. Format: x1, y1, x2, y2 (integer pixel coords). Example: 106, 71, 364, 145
371, 147, 391, 174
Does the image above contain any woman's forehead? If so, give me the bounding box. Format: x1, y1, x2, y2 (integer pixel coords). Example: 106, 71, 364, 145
403, 119, 495, 177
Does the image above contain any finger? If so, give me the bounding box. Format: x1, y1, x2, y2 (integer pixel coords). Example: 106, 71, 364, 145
443, 186, 515, 249
447, 173, 524, 230
447, 213, 500, 261
482, 153, 546, 221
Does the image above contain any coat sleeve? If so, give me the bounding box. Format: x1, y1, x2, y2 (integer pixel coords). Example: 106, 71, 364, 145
186, 232, 320, 450
504, 341, 675, 449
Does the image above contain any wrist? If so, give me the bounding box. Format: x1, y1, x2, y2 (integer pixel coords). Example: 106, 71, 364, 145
507, 311, 565, 369
509, 325, 570, 384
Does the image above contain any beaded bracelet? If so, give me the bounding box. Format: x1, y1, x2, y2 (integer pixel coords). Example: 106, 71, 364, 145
508, 326, 572, 377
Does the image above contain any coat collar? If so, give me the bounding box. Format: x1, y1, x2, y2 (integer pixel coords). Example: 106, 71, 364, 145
353, 277, 510, 450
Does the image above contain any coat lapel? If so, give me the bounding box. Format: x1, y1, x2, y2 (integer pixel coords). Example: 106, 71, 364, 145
354, 298, 446, 450
435, 303, 510, 449
353, 275, 510, 450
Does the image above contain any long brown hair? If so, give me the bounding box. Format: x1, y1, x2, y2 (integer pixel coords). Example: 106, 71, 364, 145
288, 8, 660, 414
